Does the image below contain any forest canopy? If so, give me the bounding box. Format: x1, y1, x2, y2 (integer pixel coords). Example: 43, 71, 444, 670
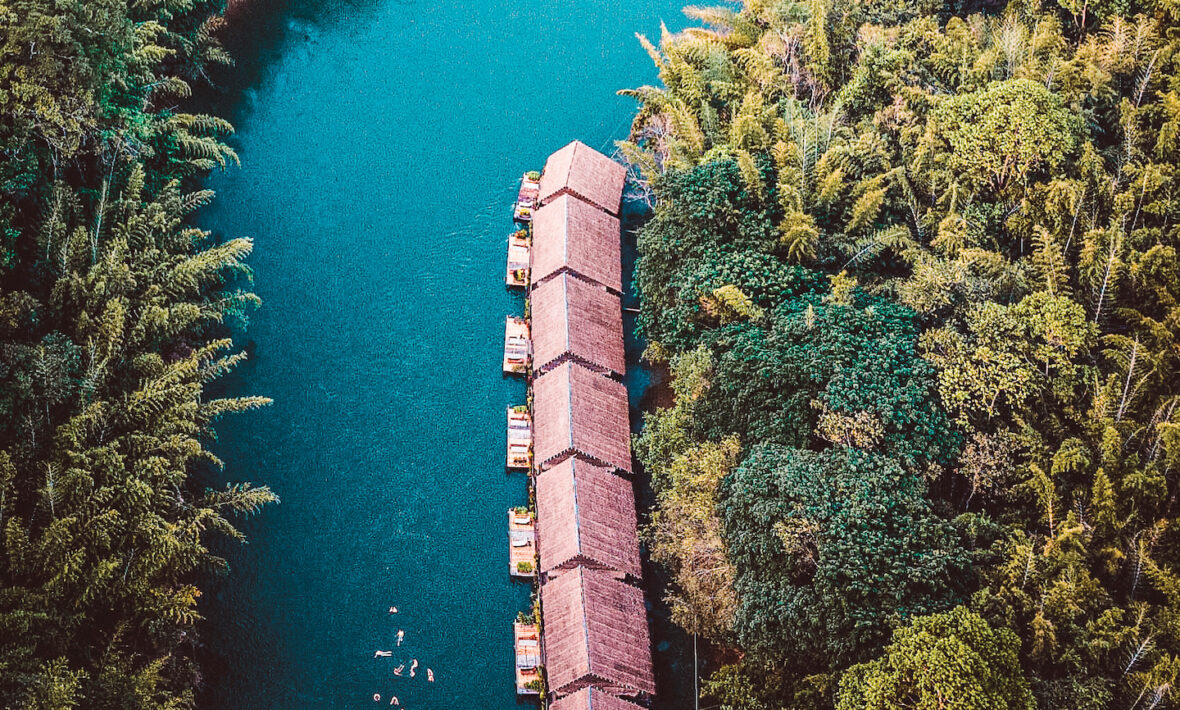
624, 0, 1180, 707
0, 1, 273, 707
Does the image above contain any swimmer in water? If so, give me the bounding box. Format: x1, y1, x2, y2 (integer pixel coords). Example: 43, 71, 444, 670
374, 650, 392, 658
388, 606, 397, 614
389, 697, 399, 706
393, 664, 405, 677
409, 660, 417, 678
396, 630, 404, 646
426, 668, 434, 682
373, 693, 381, 702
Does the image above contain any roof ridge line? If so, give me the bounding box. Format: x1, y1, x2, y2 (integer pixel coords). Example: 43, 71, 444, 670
565, 362, 575, 452
562, 196, 570, 269
563, 273, 572, 355
569, 459, 584, 568
578, 566, 593, 680
565, 142, 577, 189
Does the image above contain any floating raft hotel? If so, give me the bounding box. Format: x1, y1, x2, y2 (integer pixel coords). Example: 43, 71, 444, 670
515, 621, 543, 695
512, 141, 655, 703
503, 316, 531, 375
551, 688, 647, 710
537, 140, 627, 216
541, 567, 655, 698
506, 406, 532, 469
533, 362, 632, 475
507, 508, 537, 578
506, 229, 531, 288
530, 194, 623, 294
514, 172, 541, 222
536, 458, 642, 581
531, 273, 625, 377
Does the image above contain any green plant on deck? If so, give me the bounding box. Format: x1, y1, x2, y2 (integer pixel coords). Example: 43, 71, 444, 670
516, 561, 535, 574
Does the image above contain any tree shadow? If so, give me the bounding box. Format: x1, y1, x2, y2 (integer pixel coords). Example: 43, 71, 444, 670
194, 0, 391, 123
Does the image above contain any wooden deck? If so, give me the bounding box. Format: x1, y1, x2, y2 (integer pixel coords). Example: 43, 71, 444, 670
503, 316, 531, 375
513, 172, 541, 223
508, 508, 537, 578
507, 406, 532, 469
506, 228, 530, 288
514, 622, 542, 695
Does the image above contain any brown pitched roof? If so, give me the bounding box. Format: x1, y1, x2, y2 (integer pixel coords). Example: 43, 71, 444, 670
533, 362, 632, 474
541, 567, 656, 698
531, 195, 623, 293
550, 688, 647, 710
536, 458, 642, 579
538, 140, 628, 216
531, 273, 626, 377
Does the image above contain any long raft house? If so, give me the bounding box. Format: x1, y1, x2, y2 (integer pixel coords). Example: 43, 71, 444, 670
504, 141, 656, 705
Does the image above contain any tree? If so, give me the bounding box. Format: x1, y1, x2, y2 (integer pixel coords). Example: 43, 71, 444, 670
0, 2, 271, 705
722, 445, 969, 665
703, 293, 959, 469
917, 78, 1078, 197
837, 606, 1035, 710
921, 292, 1094, 425
649, 437, 741, 640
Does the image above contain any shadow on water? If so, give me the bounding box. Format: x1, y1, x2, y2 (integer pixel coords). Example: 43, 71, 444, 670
197, 0, 387, 123
622, 202, 696, 710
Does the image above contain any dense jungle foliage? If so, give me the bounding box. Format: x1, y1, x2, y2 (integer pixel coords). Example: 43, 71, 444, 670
0, 1, 274, 707
624, 0, 1180, 707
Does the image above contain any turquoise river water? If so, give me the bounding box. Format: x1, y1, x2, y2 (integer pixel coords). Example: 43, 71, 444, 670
195, 1, 687, 707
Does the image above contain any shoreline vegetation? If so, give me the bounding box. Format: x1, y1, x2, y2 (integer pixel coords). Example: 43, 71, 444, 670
622, 0, 1180, 708
4, 0, 1180, 707
0, 1, 275, 707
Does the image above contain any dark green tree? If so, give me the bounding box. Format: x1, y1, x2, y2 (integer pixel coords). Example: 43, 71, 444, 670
722, 445, 969, 665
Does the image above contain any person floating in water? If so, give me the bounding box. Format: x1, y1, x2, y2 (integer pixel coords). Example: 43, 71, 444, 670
409, 659, 418, 678
372, 693, 381, 702
426, 668, 434, 682
374, 650, 392, 658
396, 630, 404, 646
393, 664, 405, 677
388, 606, 397, 614
389, 697, 399, 706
